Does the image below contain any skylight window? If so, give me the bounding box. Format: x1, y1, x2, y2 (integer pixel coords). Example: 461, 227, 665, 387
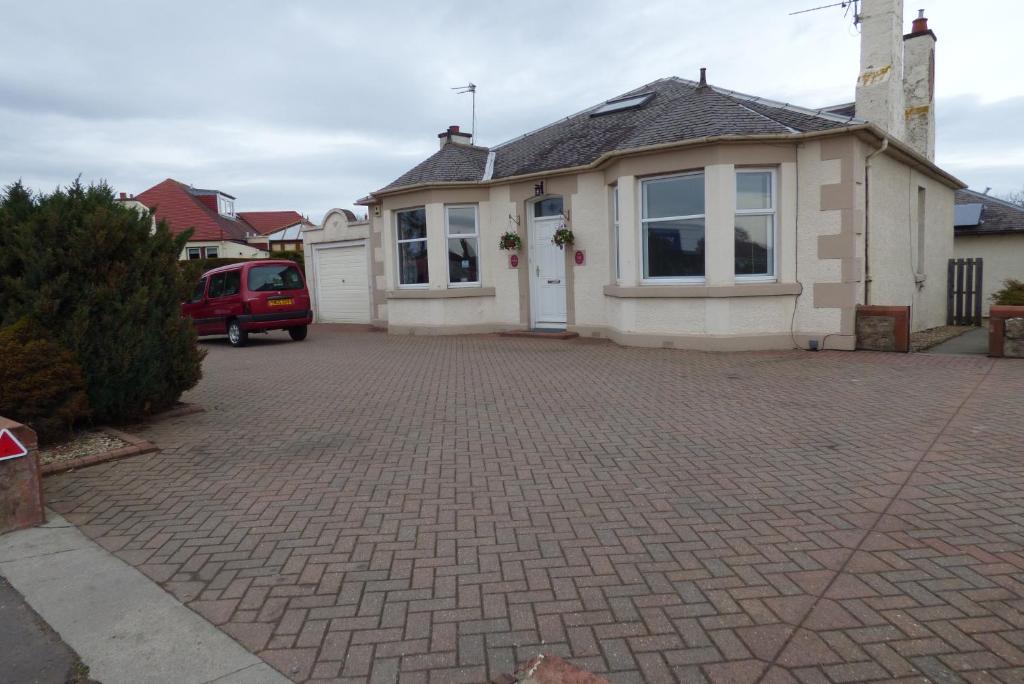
591, 93, 654, 116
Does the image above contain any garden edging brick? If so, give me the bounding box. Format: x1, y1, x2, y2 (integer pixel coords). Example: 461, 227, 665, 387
40, 428, 157, 476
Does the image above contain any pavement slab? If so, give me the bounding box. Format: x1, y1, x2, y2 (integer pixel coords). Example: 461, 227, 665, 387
0, 512, 288, 684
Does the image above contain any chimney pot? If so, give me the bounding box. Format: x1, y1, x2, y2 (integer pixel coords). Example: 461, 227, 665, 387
449, 125, 460, 133
698, 67, 707, 88
911, 9, 928, 33
119, 192, 127, 200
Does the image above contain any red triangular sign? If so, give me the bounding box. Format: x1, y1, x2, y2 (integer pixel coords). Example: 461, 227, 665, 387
0, 429, 28, 462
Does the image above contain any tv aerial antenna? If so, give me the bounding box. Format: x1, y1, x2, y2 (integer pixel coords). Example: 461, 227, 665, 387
451, 83, 477, 143
789, 0, 861, 28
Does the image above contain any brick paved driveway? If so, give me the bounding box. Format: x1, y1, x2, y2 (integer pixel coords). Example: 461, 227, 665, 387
45, 327, 1024, 683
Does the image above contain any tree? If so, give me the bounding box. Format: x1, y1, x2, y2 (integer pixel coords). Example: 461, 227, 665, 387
998, 186, 1024, 208
0, 179, 204, 424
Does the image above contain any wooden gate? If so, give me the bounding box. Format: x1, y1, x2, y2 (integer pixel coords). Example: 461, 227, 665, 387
947, 258, 983, 326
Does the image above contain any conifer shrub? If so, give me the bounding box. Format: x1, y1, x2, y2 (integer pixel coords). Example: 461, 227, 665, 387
0, 180, 204, 424
991, 279, 1024, 306
0, 318, 90, 443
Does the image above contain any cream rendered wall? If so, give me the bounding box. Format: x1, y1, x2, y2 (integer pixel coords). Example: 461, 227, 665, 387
179, 241, 267, 260
866, 151, 953, 330
954, 233, 1024, 316
569, 172, 611, 329
381, 188, 520, 333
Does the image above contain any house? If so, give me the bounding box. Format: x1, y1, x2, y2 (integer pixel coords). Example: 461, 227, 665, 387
309, 0, 962, 350
237, 211, 314, 252
954, 189, 1024, 315
132, 179, 268, 260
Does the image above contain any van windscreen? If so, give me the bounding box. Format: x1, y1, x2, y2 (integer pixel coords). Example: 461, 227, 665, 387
247, 265, 304, 292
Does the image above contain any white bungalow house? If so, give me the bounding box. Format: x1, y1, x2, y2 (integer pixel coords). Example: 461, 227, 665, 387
309, 0, 963, 350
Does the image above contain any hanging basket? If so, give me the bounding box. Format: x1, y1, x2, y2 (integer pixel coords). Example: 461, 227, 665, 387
498, 231, 522, 251
552, 228, 575, 249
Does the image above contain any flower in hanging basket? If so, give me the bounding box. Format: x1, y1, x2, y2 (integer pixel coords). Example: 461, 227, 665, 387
552, 227, 575, 249
498, 231, 522, 251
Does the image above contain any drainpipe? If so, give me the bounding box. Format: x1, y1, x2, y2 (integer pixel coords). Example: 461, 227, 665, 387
863, 137, 889, 305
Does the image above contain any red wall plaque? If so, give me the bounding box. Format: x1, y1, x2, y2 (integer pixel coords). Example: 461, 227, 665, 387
574, 249, 585, 266
509, 254, 519, 268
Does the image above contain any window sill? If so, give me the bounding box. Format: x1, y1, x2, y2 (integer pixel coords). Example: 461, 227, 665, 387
386, 287, 496, 300
603, 282, 801, 298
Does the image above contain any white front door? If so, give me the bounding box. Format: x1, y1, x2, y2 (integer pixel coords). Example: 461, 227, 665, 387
529, 215, 567, 329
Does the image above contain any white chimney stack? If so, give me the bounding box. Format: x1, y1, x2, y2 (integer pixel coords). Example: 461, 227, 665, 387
903, 9, 937, 160
855, 0, 906, 140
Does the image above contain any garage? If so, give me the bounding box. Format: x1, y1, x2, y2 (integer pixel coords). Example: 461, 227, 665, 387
312, 242, 370, 323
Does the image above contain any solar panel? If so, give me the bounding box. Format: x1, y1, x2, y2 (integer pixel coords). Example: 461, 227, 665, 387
591, 93, 654, 116
954, 203, 984, 227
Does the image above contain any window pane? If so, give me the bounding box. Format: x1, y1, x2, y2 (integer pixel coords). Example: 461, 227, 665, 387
397, 208, 426, 240
533, 197, 563, 217
208, 273, 226, 298
206, 246, 219, 258
190, 278, 207, 302
399, 241, 429, 285
644, 174, 704, 219
247, 265, 304, 291
447, 207, 476, 235
223, 270, 241, 296
448, 236, 479, 283
644, 219, 705, 278
735, 214, 773, 276
187, 247, 201, 260
737, 172, 771, 210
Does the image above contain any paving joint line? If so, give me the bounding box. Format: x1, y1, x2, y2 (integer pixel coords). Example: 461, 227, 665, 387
755, 358, 999, 682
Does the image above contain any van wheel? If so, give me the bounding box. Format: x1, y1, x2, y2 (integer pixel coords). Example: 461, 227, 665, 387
289, 325, 308, 342
228, 320, 248, 347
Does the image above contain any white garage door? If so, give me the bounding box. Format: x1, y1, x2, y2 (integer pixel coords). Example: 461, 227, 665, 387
315, 243, 370, 323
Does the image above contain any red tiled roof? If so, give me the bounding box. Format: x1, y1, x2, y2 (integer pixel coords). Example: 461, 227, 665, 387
135, 179, 253, 242
237, 211, 307, 236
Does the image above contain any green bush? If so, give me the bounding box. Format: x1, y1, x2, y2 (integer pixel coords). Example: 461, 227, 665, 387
0, 319, 90, 444
991, 279, 1024, 306
0, 180, 205, 424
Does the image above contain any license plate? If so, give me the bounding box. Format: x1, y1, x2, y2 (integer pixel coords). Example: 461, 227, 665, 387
268, 298, 294, 307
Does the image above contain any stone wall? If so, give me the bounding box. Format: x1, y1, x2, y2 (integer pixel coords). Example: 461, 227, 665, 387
0, 417, 45, 534
989, 306, 1024, 358
856, 305, 910, 352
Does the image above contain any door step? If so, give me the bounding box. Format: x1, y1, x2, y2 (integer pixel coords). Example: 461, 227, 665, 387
499, 329, 579, 340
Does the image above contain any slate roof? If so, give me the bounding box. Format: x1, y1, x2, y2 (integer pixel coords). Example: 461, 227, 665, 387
376, 77, 861, 194
380, 144, 490, 191
238, 210, 308, 236
135, 179, 254, 242
955, 189, 1024, 235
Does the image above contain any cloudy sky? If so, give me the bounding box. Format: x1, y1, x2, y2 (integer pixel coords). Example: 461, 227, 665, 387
1, 1, 1021, 221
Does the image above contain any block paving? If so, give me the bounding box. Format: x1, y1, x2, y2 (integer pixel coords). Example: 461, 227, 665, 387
43, 327, 1024, 683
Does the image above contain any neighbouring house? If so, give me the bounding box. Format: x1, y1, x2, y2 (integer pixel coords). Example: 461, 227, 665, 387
131, 179, 312, 261
954, 189, 1024, 315
237, 211, 314, 252
308, 0, 963, 349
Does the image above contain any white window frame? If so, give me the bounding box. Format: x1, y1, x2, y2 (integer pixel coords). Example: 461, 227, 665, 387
734, 168, 777, 282
217, 195, 235, 218
395, 207, 429, 289
612, 186, 621, 282
205, 245, 219, 259
186, 246, 201, 260
445, 204, 481, 288
640, 171, 706, 284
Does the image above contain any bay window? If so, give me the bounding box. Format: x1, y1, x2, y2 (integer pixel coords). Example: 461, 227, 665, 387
641, 172, 705, 281
396, 207, 428, 286
445, 205, 479, 286
735, 170, 776, 279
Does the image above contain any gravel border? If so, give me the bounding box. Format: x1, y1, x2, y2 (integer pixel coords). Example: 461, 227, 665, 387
39, 428, 157, 476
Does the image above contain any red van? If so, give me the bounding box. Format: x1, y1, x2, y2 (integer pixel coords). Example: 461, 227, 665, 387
181, 260, 313, 347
